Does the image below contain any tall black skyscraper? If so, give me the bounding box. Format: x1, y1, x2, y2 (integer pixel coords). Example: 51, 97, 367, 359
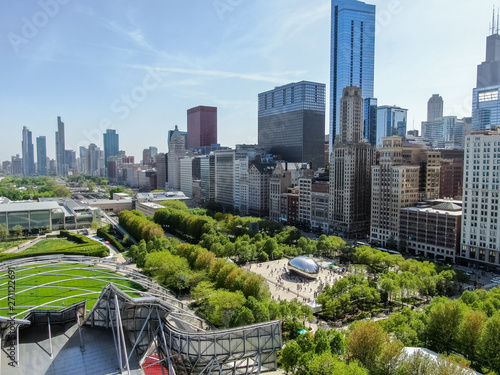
55, 116, 66, 175
22, 126, 35, 176
36, 136, 47, 176
258, 81, 326, 169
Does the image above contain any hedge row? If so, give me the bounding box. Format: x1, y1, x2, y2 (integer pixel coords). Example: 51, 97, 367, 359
96, 225, 125, 252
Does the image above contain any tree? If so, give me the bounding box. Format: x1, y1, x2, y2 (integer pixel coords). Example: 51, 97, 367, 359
0, 223, 8, 240
206, 290, 246, 327
143, 251, 192, 292
347, 321, 389, 372
109, 186, 125, 199
280, 340, 302, 375
425, 299, 466, 354
12, 225, 24, 238
478, 311, 500, 373
230, 306, 255, 327
90, 220, 101, 231
457, 309, 486, 363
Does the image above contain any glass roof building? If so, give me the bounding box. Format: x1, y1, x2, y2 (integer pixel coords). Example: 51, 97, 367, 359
287, 256, 320, 279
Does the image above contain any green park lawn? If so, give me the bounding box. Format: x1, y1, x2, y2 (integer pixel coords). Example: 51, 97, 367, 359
0, 239, 27, 253
24, 238, 79, 253
0, 263, 145, 318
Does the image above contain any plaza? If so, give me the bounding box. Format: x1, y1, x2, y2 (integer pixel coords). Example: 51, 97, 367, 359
246, 257, 350, 305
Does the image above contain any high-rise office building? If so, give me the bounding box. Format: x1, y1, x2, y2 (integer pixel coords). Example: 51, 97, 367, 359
376, 106, 408, 146
11, 155, 22, 175
364, 98, 378, 146
200, 154, 216, 203
187, 106, 217, 150
103, 129, 119, 164
36, 136, 47, 176
168, 126, 186, 190
330, 0, 376, 151
55, 116, 66, 175
79, 146, 88, 174
370, 137, 441, 248
460, 128, 500, 268
258, 81, 326, 169
329, 86, 375, 239
214, 149, 236, 207
88, 143, 100, 176
472, 18, 500, 132
156, 153, 167, 191
427, 94, 444, 122
65, 150, 76, 171
21, 126, 35, 176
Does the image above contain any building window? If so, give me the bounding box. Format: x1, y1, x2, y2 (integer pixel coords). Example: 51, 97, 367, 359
478, 89, 499, 102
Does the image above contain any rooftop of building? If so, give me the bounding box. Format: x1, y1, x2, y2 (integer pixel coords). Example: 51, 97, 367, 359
135, 191, 189, 201
0, 200, 62, 213
401, 201, 462, 216
136, 202, 165, 209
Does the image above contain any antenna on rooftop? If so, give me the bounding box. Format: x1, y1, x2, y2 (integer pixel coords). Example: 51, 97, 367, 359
493, 6, 496, 35
497, 7, 499, 34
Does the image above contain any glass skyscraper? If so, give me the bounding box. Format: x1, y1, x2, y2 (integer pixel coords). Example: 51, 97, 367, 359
330, 0, 376, 152
22, 126, 34, 176
103, 129, 119, 163
376, 106, 408, 146
472, 28, 500, 131
36, 136, 47, 176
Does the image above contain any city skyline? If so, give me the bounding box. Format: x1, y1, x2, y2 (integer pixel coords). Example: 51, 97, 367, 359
0, 1, 497, 161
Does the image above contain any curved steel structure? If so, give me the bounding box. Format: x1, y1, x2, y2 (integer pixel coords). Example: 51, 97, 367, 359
0, 255, 282, 374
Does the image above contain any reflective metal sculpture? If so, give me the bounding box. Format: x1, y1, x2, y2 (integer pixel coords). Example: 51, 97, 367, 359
287, 256, 320, 279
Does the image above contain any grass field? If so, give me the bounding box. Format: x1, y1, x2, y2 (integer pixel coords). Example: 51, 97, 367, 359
0, 263, 145, 318
0, 239, 27, 253
24, 238, 78, 253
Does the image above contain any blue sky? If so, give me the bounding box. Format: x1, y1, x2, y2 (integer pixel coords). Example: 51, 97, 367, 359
0, 0, 496, 162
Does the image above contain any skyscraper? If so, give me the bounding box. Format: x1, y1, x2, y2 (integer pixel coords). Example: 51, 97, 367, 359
329, 86, 375, 238
187, 106, 217, 150
156, 153, 167, 191
103, 129, 119, 164
363, 97, 378, 146
330, 0, 376, 151
472, 15, 500, 132
36, 136, 47, 176
460, 128, 500, 268
168, 125, 186, 190
258, 81, 326, 169
21, 126, 34, 176
55, 116, 66, 175
427, 94, 444, 122
88, 143, 100, 176
376, 106, 408, 146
